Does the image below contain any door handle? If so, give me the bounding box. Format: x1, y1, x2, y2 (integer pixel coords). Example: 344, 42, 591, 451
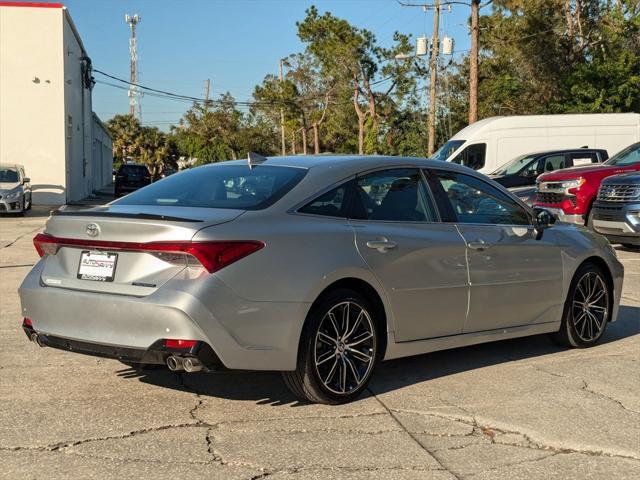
467, 240, 492, 251
366, 238, 397, 253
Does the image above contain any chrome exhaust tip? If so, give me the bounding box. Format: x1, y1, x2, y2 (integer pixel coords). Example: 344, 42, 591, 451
166, 355, 184, 372
30, 333, 46, 347
183, 357, 203, 373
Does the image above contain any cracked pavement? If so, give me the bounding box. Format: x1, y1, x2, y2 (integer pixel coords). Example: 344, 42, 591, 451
1, 208, 639, 479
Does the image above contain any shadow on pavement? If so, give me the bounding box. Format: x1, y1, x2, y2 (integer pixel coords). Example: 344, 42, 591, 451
122, 305, 639, 406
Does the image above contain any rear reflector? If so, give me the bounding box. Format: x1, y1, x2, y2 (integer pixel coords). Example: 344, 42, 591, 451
23, 318, 33, 327
164, 339, 198, 349
33, 233, 264, 273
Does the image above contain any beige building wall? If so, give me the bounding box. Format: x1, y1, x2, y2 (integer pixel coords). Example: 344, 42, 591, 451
0, 3, 113, 205
0, 4, 66, 205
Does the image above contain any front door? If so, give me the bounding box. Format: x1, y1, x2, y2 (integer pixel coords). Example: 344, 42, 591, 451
430, 169, 564, 333
350, 168, 469, 342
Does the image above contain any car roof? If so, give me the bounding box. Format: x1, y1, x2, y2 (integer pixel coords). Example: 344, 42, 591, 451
0, 163, 23, 169
221, 154, 470, 173
520, 148, 605, 158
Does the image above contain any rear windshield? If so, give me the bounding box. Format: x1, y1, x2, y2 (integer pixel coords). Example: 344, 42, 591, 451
114, 164, 307, 210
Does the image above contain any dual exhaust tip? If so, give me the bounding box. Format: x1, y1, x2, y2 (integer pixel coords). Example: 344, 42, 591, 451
29, 332, 203, 373
166, 355, 203, 373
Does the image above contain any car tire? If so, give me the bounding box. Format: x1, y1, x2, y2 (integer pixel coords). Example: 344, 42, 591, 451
26, 197, 32, 211
282, 289, 379, 404
551, 262, 611, 348
17, 198, 25, 217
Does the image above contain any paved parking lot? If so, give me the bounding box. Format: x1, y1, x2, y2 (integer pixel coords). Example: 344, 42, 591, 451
1, 208, 639, 479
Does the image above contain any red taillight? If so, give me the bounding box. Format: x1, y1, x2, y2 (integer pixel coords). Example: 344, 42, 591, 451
164, 339, 198, 349
23, 318, 33, 327
32, 233, 263, 273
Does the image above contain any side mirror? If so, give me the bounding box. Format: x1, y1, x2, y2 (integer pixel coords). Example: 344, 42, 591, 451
533, 207, 556, 239
23, 177, 30, 183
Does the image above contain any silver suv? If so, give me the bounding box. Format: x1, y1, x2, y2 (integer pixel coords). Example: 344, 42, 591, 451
0, 164, 31, 215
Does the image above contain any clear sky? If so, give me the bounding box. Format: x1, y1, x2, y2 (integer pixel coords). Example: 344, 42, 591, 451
43, 0, 473, 129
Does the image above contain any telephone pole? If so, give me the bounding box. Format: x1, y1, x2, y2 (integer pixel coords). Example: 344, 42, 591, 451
125, 13, 142, 120
427, 0, 440, 156
204, 78, 211, 112
469, 0, 479, 124
279, 59, 286, 156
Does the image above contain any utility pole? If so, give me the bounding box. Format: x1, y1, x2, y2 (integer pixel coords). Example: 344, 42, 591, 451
469, 0, 479, 124
427, 0, 440, 156
204, 78, 211, 112
279, 59, 286, 156
125, 13, 142, 120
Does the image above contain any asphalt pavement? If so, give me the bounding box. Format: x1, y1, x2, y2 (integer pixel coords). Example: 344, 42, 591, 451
1, 207, 638, 479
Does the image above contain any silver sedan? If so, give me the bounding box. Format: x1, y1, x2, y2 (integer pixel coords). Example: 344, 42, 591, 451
19, 155, 624, 404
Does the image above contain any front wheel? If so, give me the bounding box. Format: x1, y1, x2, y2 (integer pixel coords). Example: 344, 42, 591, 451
282, 289, 379, 404
552, 262, 611, 348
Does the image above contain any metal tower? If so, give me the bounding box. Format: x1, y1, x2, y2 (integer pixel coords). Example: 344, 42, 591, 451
125, 13, 142, 120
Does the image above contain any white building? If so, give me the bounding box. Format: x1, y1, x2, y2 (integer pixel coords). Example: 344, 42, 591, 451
0, 2, 113, 205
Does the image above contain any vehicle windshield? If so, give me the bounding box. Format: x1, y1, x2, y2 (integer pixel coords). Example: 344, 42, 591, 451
115, 164, 307, 210
118, 165, 149, 175
430, 140, 465, 162
0, 168, 19, 183
491, 154, 536, 176
604, 143, 640, 166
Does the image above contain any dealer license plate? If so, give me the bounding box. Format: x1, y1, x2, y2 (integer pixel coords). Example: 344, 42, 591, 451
77, 251, 118, 282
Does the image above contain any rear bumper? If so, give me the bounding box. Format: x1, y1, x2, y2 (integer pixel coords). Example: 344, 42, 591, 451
19, 261, 308, 371
22, 323, 222, 368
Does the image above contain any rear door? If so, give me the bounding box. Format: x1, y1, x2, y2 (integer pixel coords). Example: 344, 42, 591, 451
351, 168, 469, 341
429, 169, 564, 333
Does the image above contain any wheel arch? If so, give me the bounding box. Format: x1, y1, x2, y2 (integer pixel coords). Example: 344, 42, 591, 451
574, 255, 615, 321
305, 277, 389, 360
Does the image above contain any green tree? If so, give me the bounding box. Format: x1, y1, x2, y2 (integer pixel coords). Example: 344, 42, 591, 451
106, 114, 141, 168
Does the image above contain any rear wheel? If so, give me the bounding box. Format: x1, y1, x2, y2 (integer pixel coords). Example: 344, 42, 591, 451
282, 289, 379, 404
552, 263, 611, 348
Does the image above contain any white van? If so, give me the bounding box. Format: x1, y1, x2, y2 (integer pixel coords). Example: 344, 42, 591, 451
432, 113, 640, 174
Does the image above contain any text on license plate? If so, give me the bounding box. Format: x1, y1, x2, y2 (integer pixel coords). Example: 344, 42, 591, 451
77, 251, 118, 282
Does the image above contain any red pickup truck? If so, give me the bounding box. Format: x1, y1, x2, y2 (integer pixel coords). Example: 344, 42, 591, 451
535, 143, 640, 225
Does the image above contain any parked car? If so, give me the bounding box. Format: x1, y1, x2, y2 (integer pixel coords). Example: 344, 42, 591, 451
432, 113, 639, 174
114, 163, 151, 197
535, 142, 640, 225
489, 148, 607, 189
20, 155, 623, 404
0, 163, 31, 215
592, 172, 640, 248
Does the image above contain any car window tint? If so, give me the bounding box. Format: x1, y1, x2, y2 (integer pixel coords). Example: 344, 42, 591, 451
450, 143, 486, 170
570, 152, 597, 166
299, 183, 350, 218
540, 154, 567, 173
353, 169, 436, 222
0, 168, 19, 183
116, 164, 306, 210
433, 170, 530, 225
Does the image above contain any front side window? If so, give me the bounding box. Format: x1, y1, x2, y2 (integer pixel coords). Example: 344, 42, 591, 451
450, 143, 487, 170
116, 164, 306, 210
352, 169, 437, 222
299, 183, 350, 218
433, 170, 530, 225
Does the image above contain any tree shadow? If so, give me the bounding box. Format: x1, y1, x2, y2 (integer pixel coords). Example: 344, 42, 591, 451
120, 305, 640, 406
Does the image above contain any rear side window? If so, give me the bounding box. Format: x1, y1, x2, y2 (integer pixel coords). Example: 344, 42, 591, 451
299, 183, 351, 218
538, 154, 567, 173
569, 152, 598, 166
352, 169, 437, 222
116, 164, 306, 210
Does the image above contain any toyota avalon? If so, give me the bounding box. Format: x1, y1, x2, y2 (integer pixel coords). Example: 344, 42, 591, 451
19, 155, 623, 404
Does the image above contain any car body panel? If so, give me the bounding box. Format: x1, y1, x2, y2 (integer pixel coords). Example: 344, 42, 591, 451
592, 172, 640, 245
18, 155, 625, 372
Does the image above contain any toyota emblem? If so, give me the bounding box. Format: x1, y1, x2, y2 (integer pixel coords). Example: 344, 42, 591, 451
86, 223, 100, 237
